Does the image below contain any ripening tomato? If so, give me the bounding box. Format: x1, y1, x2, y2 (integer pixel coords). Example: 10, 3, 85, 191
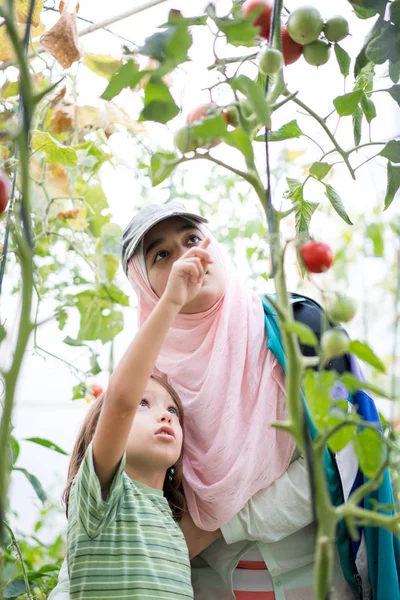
281, 26, 303, 65
300, 241, 333, 273
242, 0, 273, 39
0, 173, 10, 214
91, 384, 103, 398
186, 103, 228, 149
186, 103, 228, 126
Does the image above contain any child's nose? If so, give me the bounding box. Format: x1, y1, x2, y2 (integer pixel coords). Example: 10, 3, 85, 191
159, 411, 172, 423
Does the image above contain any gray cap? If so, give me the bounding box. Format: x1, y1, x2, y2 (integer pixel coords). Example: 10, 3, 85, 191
121, 201, 208, 275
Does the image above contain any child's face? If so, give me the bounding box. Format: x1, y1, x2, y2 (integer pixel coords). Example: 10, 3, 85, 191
126, 378, 183, 472
143, 217, 225, 313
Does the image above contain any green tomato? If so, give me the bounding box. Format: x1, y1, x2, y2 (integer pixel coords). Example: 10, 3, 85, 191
174, 126, 199, 154
321, 328, 350, 361
287, 6, 324, 45
258, 47, 284, 75
303, 39, 331, 66
327, 295, 357, 324
225, 105, 240, 127
324, 15, 349, 42
390, 0, 400, 28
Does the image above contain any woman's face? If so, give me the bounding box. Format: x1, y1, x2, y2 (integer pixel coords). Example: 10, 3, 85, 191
143, 217, 225, 313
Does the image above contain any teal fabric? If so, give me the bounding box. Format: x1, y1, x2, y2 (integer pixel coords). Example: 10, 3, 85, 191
260, 294, 393, 599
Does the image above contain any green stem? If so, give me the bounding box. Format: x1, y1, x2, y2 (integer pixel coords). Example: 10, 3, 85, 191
4, 522, 33, 600
0, 2, 35, 587
288, 94, 356, 180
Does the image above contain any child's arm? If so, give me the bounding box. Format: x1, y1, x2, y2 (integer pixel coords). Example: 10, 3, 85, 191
93, 239, 212, 494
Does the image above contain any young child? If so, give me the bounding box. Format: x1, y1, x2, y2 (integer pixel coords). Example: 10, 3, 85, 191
63, 238, 214, 599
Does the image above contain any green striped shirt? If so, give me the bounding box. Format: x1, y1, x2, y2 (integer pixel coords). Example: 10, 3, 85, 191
67, 443, 193, 599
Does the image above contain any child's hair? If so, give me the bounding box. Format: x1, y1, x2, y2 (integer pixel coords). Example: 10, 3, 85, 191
63, 374, 186, 521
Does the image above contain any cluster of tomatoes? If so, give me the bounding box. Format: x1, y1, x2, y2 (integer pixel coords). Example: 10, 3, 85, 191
244, 1, 349, 72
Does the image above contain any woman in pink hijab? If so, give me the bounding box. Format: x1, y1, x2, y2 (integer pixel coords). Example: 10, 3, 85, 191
122, 202, 356, 600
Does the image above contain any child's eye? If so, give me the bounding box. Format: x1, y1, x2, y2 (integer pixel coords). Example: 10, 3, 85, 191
168, 406, 178, 416
154, 250, 169, 264
140, 399, 149, 407
187, 234, 201, 246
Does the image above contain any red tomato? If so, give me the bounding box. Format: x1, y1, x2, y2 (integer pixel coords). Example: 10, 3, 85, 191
242, 0, 272, 39
300, 241, 333, 273
91, 384, 103, 398
281, 26, 303, 65
187, 103, 228, 125
0, 173, 10, 214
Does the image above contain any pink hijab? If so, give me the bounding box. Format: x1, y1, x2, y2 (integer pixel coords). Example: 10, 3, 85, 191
127, 233, 296, 530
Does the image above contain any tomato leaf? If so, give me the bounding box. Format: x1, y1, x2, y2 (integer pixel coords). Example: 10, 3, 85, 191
379, 140, 400, 164
207, 4, 260, 47
360, 91, 376, 123
223, 128, 254, 162
348, 340, 386, 373
24, 437, 68, 456
84, 53, 123, 81
101, 223, 123, 258
72, 383, 86, 400
101, 60, 144, 101
139, 16, 192, 65
264, 119, 303, 142
389, 63, 400, 84
353, 428, 385, 478
333, 89, 363, 117
3, 579, 30, 599
13, 467, 47, 503
384, 161, 400, 210
323, 183, 353, 225
334, 43, 350, 78
285, 321, 318, 347
231, 75, 271, 128
140, 77, 179, 124
31, 131, 78, 167
191, 114, 227, 138
352, 106, 363, 146
150, 151, 178, 186
366, 222, 384, 256
309, 162, 332, 181
387, 84, 400, 106
284, 178, 319, 236
304, 370, 355, 452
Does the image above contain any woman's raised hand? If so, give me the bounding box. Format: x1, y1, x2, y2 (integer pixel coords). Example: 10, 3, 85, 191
163, 238, 213, 309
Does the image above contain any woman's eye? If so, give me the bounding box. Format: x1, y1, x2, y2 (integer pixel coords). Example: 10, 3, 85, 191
168, 406, 178, 416
154, 250, 168, 264
187, 235, 201, 245
140, 399, 149, 407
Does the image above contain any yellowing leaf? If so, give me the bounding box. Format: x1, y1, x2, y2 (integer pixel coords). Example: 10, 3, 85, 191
50, 107, 74, 133
15, 0, 44, 27
77, 106, 100, 129
31, 130, 78, 166
40, 9, 81, 69
286, 149, 305, 161
0, 145, 10, 159
84, 53, 123, 81
105, 104, 145, 133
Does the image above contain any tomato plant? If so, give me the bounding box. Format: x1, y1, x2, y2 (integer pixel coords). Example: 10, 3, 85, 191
1, 1, 400, 598
258, 47, 283, 74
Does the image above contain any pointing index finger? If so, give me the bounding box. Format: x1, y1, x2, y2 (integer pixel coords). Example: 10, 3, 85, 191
200, 237, 211, 250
